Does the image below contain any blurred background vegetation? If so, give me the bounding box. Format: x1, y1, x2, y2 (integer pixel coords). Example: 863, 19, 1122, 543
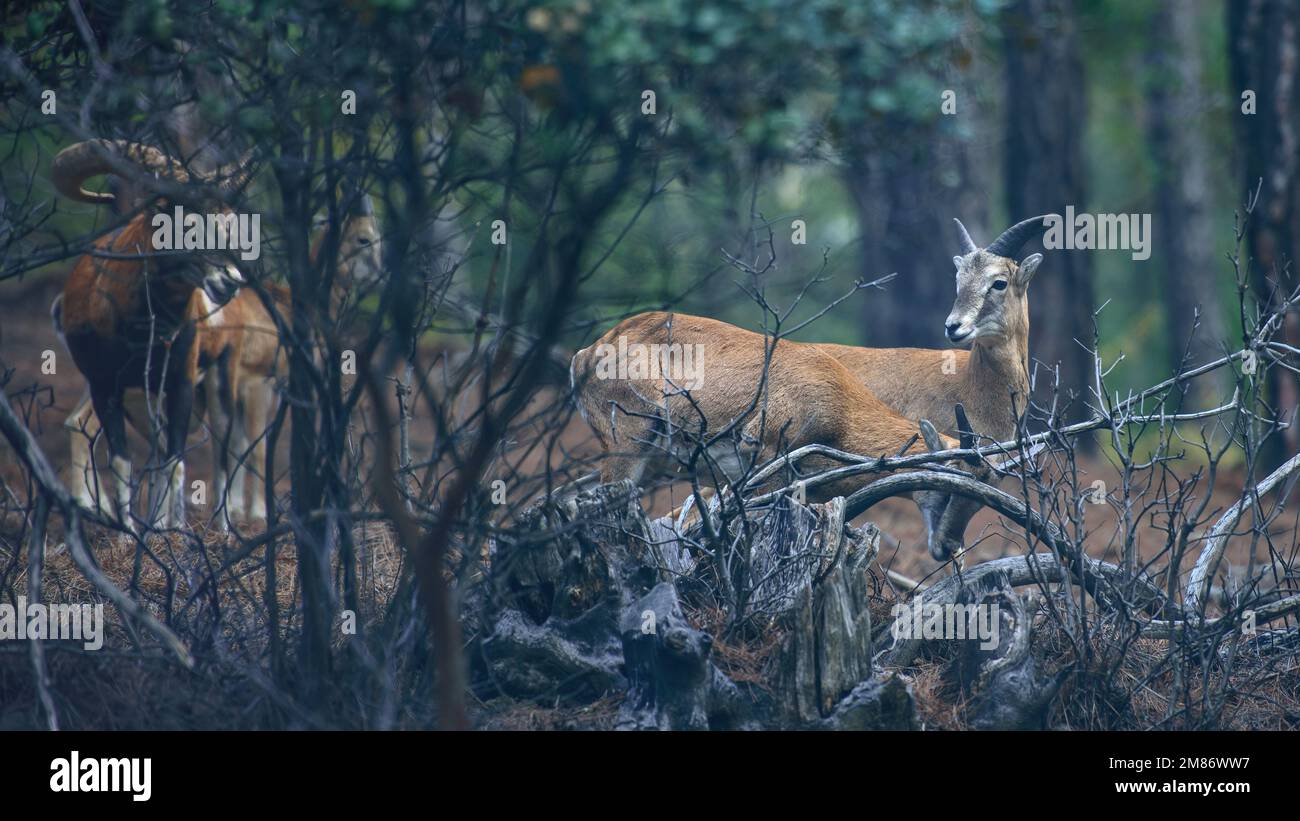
3, 0, 1297, 463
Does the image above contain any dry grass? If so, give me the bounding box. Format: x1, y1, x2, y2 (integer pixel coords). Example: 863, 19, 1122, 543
473, 693, 623, 730
0, 514, 409, 729
893, 597, 1299, 731
685, 604, 785, 691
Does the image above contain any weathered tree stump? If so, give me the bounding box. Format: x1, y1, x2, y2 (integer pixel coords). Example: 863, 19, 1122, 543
478, 480, 657, 701
821, 673, 918, 731
477, 481, 917, 729
767, 497, 884, 724
659, 493, 902, 726
617, 582, 750, 730
950, 571, 1063, 730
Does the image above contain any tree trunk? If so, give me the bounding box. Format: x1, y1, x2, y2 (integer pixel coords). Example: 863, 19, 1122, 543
1229, 0, 1300, 470
846, 126, 988, 347
276, 134, 334, 704
846, 116, 990, 348
1003, 0, 1096, 426
1146, 0, 1230, 411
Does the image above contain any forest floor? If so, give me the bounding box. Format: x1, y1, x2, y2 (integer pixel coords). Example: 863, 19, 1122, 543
1, 277, 1296, 729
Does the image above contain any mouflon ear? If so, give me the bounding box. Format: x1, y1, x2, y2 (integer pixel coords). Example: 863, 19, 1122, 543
1015, 252, 1043, 286
955, 403, 980, 465
919, 419, 944, 452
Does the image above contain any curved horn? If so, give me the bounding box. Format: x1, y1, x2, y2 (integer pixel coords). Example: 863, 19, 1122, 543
953, 218, 978, 254
51, 139, 192, 205
984, 214, 1054, 259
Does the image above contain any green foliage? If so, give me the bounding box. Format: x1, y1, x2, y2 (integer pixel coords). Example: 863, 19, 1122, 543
1, 0, 1253, 373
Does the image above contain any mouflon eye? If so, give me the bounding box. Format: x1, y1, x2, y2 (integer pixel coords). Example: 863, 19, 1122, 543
356, 237, 372, 246
991, 279, 1008, 291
